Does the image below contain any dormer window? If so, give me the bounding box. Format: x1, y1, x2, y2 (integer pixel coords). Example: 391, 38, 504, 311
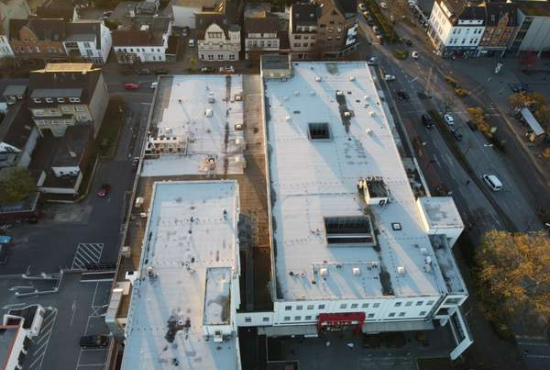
57, 97, 65, 103
69, 97, 81, 103
33, 98, 42, 103
45, 98, 53, 103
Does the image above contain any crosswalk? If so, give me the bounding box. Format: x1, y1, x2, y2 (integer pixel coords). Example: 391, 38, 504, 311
71, 243, 104, 270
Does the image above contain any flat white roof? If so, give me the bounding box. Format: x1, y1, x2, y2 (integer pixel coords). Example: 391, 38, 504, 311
122, 180, 240, 370
418, 197, 464, 230
264, 62, 450, 301
142, 75, 245, 177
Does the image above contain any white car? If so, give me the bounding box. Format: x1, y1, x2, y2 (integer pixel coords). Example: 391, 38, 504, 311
380, 2, 388, 9
384, 74, 396, 81
219, 65, 235, 74
367, 57, 378, 66
150, 82, 158, 90
188, 38, 195, 47
359, 3, 366, 11
444, 113, 455, 126
483, 174, 503, 191
412, 51, 419, 59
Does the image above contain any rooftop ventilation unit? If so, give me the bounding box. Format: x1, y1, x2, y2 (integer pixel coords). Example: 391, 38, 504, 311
370, 261, 379, 269
336, 90, 344, 96
146, 266, 156, 279
352, 267, 362, 276
205, 109, 213, 117
315, 76, 322, 82
397, 266, 406, 275
349, 76, 356, 81
319, 267, 329, 277
294, 91, 300, 96
358, 177, 390, 206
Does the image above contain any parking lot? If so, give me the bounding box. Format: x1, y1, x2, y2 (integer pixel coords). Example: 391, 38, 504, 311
0, 273, 111, 370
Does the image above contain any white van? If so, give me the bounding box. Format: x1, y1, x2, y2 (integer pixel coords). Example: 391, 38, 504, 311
483, 174, 503, 192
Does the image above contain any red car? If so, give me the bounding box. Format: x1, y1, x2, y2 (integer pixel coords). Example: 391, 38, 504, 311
124, 83, 139, 90
97, 184, 111, 197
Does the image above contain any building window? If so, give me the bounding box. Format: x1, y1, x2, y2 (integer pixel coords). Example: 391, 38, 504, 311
445, 298, 461, 305
307, 305, 314, 310
416, 301, 423, 306
296, 305, 303, 311
294, 43, 301, 47
399, 312, 406, 317
245, 317, 251, 323
405, 302, 412, 307
294, 316, 301, 321
303, 43, 308, 47
368, 313, 375, 318
229, 54, 235, 61
318, 304, 326, 310
351, 303, 358, 309
295, 35, 302, 40
208, 32, 223, 38
305, 315, 312, 320
69, 97, 80, 103
394, 302, 402, 307
340, 304, 347, 309
324, 216, 373, 244
262, 317, 269, 322
427, 300, 435, 306
373, 303, 380, 308
388, 312, 396, 317
362, 303, 368, 308
285, 305, 291, 311
284, 316, 290, 321
208, 54, 214, 60
420, 311, 427, 316
218, 54, 223, 60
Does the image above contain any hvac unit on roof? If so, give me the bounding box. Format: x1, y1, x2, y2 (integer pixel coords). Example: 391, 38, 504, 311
370, 261, 379, 269
369, 111, 376, 117
396, 266, 406, 275
294, 90, 300, 96
352, 267, 362, 276
319, 267, 329, 277
208, 93, 215, 103
205, 109, 213, 117
309, 91, 316, 96
315, 76, 322, 82
336, 90, 344, 96
424, 257, 433, 273
349, 76, 356, 81
344, 111, 351, 118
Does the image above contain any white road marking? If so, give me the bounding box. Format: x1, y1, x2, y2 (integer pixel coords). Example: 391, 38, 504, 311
71, 243, 104, 270
28, 308, 58, 370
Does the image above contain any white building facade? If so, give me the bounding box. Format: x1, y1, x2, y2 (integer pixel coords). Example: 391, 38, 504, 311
428, 0, 485, 58
63, 22, 112, 64
0, 34, 14, 59
198, 23, 241, 61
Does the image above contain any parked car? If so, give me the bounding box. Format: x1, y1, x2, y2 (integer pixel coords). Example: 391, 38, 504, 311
384, 74, 396, 81
188, 38, 195, 47
412, 51, 419, 59
450, 128, 463, 141
219, 65, 235, 74
367, 57, 378, 66
483, 174, 503, 192
150, 82, 158, 90
124, 83, 139, 91
155, 68, 168, 75
79, 335, 110, 348
466, 120, 477, 131
97, 184, 111, 197
444, 113, 454, 126
404, 39, 413, 46
372, 26, 381, 35
397, 90, 410, 100
359, 3, 366, 11
132, 157, 140, 170
200, 67, 216, 73
181, 27, 189, 37
421, 113, 434, 129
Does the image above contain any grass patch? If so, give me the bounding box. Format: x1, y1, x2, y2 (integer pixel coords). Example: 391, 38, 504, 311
393, 50, 409, 60
365, 0, 398, 43
96, 99, 126, 158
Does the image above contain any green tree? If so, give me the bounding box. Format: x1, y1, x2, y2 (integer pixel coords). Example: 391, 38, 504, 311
0, 167, 36, 204
477, 231, 550, 323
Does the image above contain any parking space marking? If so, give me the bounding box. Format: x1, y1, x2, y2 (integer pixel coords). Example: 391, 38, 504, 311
72, 243, 104, 270
27, 308, 58, 370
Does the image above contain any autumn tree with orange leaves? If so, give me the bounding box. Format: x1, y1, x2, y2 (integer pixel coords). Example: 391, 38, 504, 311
477, 231, 550, 323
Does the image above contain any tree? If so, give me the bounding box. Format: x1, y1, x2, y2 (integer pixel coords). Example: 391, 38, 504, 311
189, 57, 197, 69
477, 231, 550, 323
519, 51, 537, 72
0, 167, 36, 204
508, 92, 529, 112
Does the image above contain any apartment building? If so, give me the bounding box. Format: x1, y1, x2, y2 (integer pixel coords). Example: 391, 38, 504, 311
63, 21, 112, 64
478, 1, 517, 57
171, 0, 219, 29
196, 0, 243, 62
289, 2, 320, 60
27, 63, 108, 138
244, 3, 281, 60
509, 1, 550, 56
428, 0, 486, 58
112, 17, 173, 64
0, 0, 31, 36
9, 17, 67, 64
315, 0, 359, 58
